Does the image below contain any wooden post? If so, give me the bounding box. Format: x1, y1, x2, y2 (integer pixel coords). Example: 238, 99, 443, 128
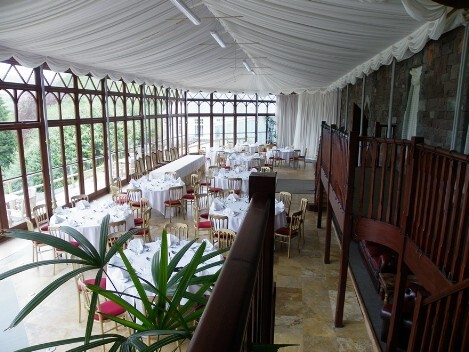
249, 172, 276, 343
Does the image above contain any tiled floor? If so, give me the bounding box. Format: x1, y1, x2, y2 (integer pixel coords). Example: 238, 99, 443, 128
0, 161, 378, 351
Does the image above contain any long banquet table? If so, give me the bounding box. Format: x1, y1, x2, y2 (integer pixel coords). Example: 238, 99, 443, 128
149, 155, 205, 180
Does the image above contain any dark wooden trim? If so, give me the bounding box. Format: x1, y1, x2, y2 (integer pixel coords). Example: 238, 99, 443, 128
354, 218, 402, 252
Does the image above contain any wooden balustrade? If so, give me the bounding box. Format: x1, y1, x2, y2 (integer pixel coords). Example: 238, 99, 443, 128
316, 122, 468, 351
187, 173, 276, 352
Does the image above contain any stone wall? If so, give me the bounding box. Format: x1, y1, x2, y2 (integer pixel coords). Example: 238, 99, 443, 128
339, 26, 466, 150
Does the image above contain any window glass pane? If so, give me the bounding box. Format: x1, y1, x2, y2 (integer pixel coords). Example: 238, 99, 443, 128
62, 94, 75, 119
79, 94, 92, 119
225, 116, 234, 146
18, 91, 38, 122
93, 123, 106, 191
200, 116, 211, 148
81, 124, 93, 195
237, 116, 246, 142
1, 130, 21, 227
46, 92, 60, 120
0, 91, 15, 122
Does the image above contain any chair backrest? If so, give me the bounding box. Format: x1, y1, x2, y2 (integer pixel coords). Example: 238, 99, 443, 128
71, 194, 89, 207
170, 147, 178, 160
25, 217, 34, 231
216, 152, 226, 167
112, 192, 128, 205
48, 225, 67, 241
168, 185, 184, 201
289, 211, 302, 234
301, 148, 308, 158
107, 230, 128, 250
261, 166, 271, 172
109, 219, 127, 233
157, 150, 165, 163
299, 198, 308, 220
250, 157, 262, 169
164, 149, 172, 162
164, 222, 189, 241
135, 158, 143, 174
145, 154, 153, 172
278, 191, 292, 216
32, 204, 49, 230
112, 177, 123, 193
127, 188, 142, 203
227, 178, 242, 193
151, 151, 158, 167
193, 193, 210, 218
190, 173, 199, 187
214, 228, 236, 250
209, 214, 229, 232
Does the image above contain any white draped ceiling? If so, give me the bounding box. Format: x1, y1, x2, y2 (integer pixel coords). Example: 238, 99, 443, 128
0, 0, 465, 94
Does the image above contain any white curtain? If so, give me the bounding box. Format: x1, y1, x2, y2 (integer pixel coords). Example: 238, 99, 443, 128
292, 91, 338, 160
402, 66, 422, 140
275, 94, 298, 147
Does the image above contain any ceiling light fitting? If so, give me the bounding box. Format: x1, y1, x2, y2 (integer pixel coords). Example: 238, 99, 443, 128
242, 60, 255, 75
210, 31, 226, 48
169, 0, 201, 25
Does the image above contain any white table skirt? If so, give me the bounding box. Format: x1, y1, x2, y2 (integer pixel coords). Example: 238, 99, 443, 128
149, 155, 205, 179
209, 196, 286, 232
50, 203, 134, 250
130, 176, 186, 216
213, 170, 251, 194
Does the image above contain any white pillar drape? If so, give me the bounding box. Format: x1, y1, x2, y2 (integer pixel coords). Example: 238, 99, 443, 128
402, 66, 422, 140
293, 91, 338, 160
275, 94, 298, 147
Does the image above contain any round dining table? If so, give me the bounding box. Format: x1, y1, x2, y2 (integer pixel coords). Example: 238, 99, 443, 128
209, 195, 287, 232
50, 201, 134, 250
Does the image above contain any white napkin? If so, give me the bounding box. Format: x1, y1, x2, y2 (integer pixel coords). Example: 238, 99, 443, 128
201, 239, 213, 251
54, 215, 65, 224
212, 198, 224, 211
129, 179, 139, 188
177, 177, 185, 185
226, 193, 239, 202
275, 201, 285, 212
128, 238, 145, 254
55, 207, 64, 214
251, 168, 258, 172
76, 200, 90, 210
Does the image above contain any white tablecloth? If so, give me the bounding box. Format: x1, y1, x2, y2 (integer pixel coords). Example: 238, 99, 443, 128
225, 153, 264, 169
50, 202, 134, 250
209, 195, 286, 232
213, 170, 251, 194
129, 176, 186, 216
266, 148, 295, 165
149, 155, 205, 179
106, 238, 223, 308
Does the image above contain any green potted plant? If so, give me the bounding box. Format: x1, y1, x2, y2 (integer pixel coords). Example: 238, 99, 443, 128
0, 215, 226, 351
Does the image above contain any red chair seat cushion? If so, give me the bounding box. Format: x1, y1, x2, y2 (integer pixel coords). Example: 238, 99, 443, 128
79, 278, 106, 292
115, 198, 127, 205
164, 200, 182, 206
182, 194, 195, 200
209, 187, 223, 192
40, 224, 49, 231
197, 221, 211, 229
130, 201, 142, 207
70, 241, 80, 247
275, 227, 290, 236
134, 217, 144, 225
200, 212, 209, 219
95, 301, 126, 320
186, 189, 195, 194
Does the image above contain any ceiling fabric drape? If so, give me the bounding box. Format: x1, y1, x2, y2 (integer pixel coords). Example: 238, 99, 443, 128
293, 91, 339, 161
275, 94, 298, 148
0, 0, 464, 94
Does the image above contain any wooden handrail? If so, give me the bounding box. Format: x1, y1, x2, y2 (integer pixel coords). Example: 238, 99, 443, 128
187, 188, 274, 351
423, 278, 469, 306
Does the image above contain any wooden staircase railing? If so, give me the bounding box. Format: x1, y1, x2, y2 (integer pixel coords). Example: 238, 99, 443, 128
409, 279, 469, 351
